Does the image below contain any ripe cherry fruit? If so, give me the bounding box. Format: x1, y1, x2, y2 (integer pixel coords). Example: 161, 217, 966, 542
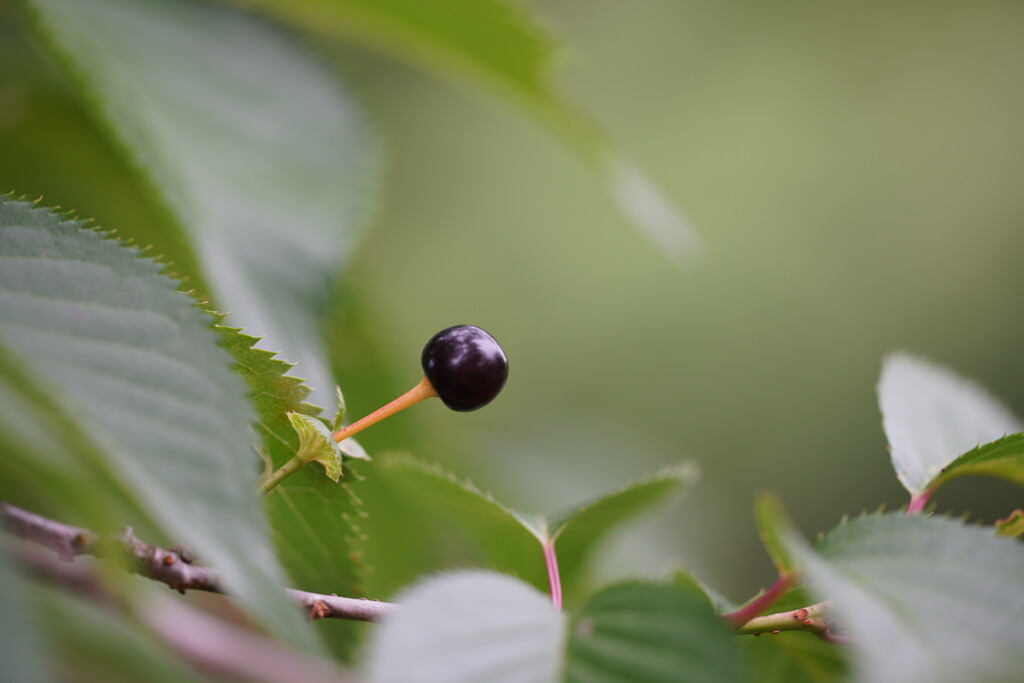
332, 325, 508, 443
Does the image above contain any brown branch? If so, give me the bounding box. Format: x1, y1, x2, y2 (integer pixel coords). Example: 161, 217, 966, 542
0, 501, 395, 623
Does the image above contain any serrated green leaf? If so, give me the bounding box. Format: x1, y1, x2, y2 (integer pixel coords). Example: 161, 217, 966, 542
229, 0, 700, 263
549, 462, 698, 588
928, 432, 1024, 493
332, 386, 347, 433
0, 198, 316, 651
287, 411, 343, 482
26, 0, 377, 407
217, 323, 366, 660
994, 509, 1024, 538
566, 580, 747, 683
377, 454, 546, 589
789, 512, 1024, 683
878, 353, 1022, 495
754, 492, 800, 576
366, 570, 565, 683
0, 545, 48, 683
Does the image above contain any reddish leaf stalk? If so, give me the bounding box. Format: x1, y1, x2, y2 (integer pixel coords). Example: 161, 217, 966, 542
722, 573, 795, 629
542, 540, 563, 610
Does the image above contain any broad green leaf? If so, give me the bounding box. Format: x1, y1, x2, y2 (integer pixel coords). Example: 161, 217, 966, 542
0, 198, 316, 651
27, 0, 377, 407
217, 324, 366, 659
928, 432, 1024, 492
878, 353, 1022, 495
0, 545, 48, 683
994, 509, 1024, 538
566, 580, 746, 683
288, 411, 344, 482
377, 454, 546, 589
754, 492, 799, 576
230, 0, 700, 263
366, 570, 564, 683
789, 512, 1024, 683
549, 462, 698, 588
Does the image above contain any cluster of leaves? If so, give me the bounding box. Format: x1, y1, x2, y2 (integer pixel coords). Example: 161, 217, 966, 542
1, 1, 1022, 682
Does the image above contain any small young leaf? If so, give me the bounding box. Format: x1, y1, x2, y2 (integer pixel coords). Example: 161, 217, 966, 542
566, 580, 747, 683
0, 198, 316, 652
287, 412, 343, 482
366, 570, 565, 683
27, 0, 377, 407
994, 509, 1024, 538
754, 492, 800, 576
332, 386, 347, 433
789, 512, 1024, 683
878, 353, 1022, 495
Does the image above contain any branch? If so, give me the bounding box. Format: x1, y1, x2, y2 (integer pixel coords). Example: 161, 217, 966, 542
0, 501, 395, 623
733, 601, 848, 642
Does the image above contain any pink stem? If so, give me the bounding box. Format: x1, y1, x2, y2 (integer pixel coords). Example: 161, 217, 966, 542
906, 487, 935, 515
722, 573, 794, 629
543, 541, 562, 610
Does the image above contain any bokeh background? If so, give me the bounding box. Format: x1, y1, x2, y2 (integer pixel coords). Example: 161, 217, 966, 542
3, 0, 1024, 604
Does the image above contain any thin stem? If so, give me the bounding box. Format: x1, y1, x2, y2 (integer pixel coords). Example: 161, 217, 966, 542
543, 540, 563, 610
333, 377, 437, 443
256, 454, 305, 495
721, 573, 795, 629
906, 487, 936, 515
734, 601, 831, 636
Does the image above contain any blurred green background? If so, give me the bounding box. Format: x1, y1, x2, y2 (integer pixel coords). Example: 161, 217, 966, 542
3, 0, 1024, 604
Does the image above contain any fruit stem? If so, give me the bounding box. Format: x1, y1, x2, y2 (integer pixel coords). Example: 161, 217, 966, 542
543, 540, 563, 611
332, 377, 438, 443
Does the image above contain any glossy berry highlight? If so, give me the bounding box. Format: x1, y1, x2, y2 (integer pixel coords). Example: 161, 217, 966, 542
421, 325, 509, 412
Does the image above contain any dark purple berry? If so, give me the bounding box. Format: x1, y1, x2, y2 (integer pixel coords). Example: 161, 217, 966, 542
421, 325, 508, 412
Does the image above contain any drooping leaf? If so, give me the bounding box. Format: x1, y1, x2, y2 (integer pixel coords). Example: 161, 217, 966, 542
217, 323, 366, 659
927, 432, 1024, 493
878, 353, 1022, 495
287, 411, 344, 482
365, 570, 565, 683
26, 0, 377, 407
566, 580, 747, 683
787, 512, 1024, 683
376, 454, 546, 589
228, 0, 700, 263
0, 198, 317, 651
0, 544, 48, 683
549, 462, 698, 588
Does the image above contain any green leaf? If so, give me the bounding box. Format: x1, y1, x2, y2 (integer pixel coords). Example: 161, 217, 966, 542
0, 545, 48, 683
366, 570, 565, 683
754, 492, 800, 576
377, 454, 546, 589
26, 0, 377, 407
566, 580, 747, 683
928, 432, 1024, 493
287, 411, 344, 482
549, 463, 698, 588
217, 323, 366, 659
229, 0, 700, 263
0, 198, 316, 652
878, 353, 1022, 495
790, 512, 1024, 683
